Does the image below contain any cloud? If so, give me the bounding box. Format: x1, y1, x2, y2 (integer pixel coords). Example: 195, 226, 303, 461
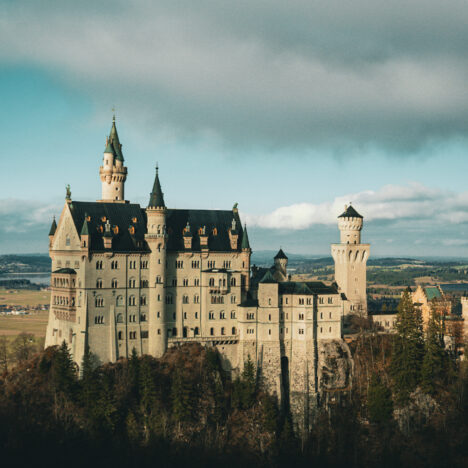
243, 182, 468, 229
1, 1, 468, 152
0, 199, 59, 234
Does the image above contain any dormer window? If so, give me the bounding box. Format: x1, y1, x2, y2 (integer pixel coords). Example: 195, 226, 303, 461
132, 217, 137, 223
101, 216, 107, 222
212, 227, 218, 236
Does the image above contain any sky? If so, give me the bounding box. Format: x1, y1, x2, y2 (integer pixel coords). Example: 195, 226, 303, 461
1, 0, 468, 257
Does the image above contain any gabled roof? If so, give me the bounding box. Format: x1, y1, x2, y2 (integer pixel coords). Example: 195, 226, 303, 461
338, 205, 363, 219
274, 248, 288, 260
260, 270, 277, 284
165, 209, 244, 252
68, 201, 148, 253
425, 286, 442, 301
148, 167, 165, 208
49, 218, 57, 236
279, 281, 339, 295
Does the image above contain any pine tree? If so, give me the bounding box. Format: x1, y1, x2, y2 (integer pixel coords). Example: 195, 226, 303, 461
128, 347, 140, 400
240, 355, 256, 409
53, 340, 76, 396
390, 289, 424, 404
421, 303, 448, 394
367, 373, 393, 425
171, 368, 193, 422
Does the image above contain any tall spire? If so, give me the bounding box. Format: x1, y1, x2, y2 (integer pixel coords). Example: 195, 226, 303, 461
106, 115, 124, 161
241, 224, 250, 250
148, 165, 165, 208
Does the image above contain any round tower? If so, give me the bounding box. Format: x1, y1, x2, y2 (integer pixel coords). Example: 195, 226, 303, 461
331, 204, 370, 316
99, 116, 128, 202
146, 166, 168, 357
338, 204, 363, 244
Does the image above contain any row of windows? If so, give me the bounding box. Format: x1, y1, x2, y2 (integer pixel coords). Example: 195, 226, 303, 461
97, 260, 149, 270
278, 296, 335, 305
170, 278, 201, 287
53, 296, 75, 306
53, 277, 75, 288
207, 311, 236, 320
96, 278, 149, 289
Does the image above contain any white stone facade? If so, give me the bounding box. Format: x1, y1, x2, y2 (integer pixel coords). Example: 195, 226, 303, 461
45, 118, 368, 426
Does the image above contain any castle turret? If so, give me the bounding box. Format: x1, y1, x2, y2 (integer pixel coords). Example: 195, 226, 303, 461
240, 222, 251, 293
331, 204, 370, 316
145, 166, 167, 357
48, 217, 57, 248
99, 116, 128, 203
274, 248, 288, 279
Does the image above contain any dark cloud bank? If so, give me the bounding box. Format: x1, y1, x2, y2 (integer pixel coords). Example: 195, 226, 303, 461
1, 0, 468, 152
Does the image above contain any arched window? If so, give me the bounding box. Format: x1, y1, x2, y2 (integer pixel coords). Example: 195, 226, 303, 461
129, 277, 136, 288
95, 296, 104, 307
210, 327, 214, 336
116, 295, 124, 306
194, 327, 199, 335
183, 295, 189, 304
183, 327, 188, 338
128, 295, 136, 306
118, 331, 123, 340
140, 295, 147, 305
221, 327, 225, 335
172, 327, 177, 337
230, 277, 236, 286
165, 294, 173, 304
232, 327, 236, 335
116, 313, 123, 323
209, 278, 215, 287
156, 275, 162, 284
96, 278, 103, 289
111, 278, 118, 288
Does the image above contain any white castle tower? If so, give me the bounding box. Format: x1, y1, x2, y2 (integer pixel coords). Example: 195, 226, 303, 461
99, 115, 128, 203
331, 204, 370, 316
145, 166, 168, 357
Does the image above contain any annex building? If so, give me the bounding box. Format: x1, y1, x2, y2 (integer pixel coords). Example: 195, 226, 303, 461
45, 117, 370, 424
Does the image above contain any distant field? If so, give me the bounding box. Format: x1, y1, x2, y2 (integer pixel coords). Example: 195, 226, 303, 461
0, 288, 49, 307
0, 288, 49, 337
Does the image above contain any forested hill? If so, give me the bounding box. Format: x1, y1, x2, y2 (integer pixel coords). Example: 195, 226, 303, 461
1, 330, 468, 468
0, 254, 51, 274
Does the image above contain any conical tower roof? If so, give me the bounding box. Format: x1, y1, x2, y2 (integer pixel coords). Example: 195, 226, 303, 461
241, 224, 250, 250
49, 217, 57, 236
274, 248, 288, 260
148, 166, 165, 208
338, 204, 363, 219
80, 216, 89, 236
105, 116, 124, 161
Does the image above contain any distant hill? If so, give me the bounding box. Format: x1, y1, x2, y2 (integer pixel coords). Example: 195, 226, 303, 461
0, 254, 51, 275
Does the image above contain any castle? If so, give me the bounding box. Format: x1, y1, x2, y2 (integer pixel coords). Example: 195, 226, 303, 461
45, 117, 369, 425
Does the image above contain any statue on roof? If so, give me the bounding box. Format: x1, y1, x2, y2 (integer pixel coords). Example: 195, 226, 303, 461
65, 184, 71, 200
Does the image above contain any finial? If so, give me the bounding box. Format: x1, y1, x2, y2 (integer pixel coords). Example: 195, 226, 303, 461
156, 162, 159, 174
233, 202, 238, 211
65, 184, 71, 200
112, 106, 116, 122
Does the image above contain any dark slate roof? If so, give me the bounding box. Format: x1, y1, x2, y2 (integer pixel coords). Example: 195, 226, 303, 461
53, 268, 77, 274
279, 281, 339, 295
148, 168, 165, 208
274, 248, 288, 260
69, 201, 148, 253
49, 218, 57, 236
80, 217, 89, 235
241, 225, 251, 250
165, 209, 244, 252
105, 117, 124, 162
338, 205, 363, 219
259, 270, 277, 283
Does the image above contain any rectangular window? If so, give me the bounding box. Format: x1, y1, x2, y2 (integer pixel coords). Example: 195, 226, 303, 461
328, 297, 333, 304
141, 331, 148, 339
